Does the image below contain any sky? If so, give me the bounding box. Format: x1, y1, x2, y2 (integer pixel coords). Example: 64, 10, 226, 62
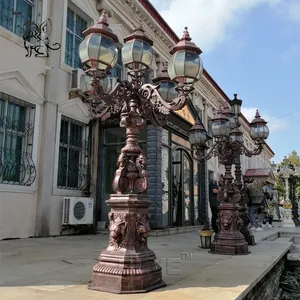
149, 0, 300, 163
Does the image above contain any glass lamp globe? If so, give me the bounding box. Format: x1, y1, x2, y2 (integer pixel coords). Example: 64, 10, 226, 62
211, 110, 231, 138
250, 110, 269, 140
122, 27, 154, 71
230, 127, 243, 143
167, 27, 203, 87
79, 10, 119, 76
221, 105, 236, 129
189, 119, 210, 146
152, 63, 177, 102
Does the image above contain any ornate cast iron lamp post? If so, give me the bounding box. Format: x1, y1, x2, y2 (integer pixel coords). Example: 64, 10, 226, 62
189, 95, 269, 255
79, 11, 203, 293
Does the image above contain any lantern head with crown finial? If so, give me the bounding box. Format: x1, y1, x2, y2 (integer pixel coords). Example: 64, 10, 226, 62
250, 110, 269, 140
121, 25, 154, 72
167, 27, 203, 88
189, 118, 212, 147
79, 10, 119, 77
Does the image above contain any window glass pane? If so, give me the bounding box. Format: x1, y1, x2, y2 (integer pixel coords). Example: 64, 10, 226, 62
74, 36, 82, 69
162, 129, 169, 145
70, 123, 82, 147
75, 15, 86, 37
57, 146, 68, 187
0, 132, 3, 147
6, 101, 25, 131
0, 0, 14, 32
183, 155, 192, 222
103, 145, 122, 194
66, 8, 74, 30
194, 159, 199, 221
15, 0, 33, 36
162, 146, 169, 227
67, 149, 80, 187
104, 127, 126, 144
0, 99, 5, 118
65, 31, 74, 66
3, 134, 22, 182
104, 127, 147, 144
60, 120, 69, 144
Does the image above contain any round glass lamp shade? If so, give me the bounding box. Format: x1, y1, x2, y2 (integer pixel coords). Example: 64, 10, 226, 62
212, 112, 230, 138
250, 110, 269, 140
222, 106, 236, 129
152, 67, 178, 102
168, 51, 203, 85
79, 34, 118, 73
79, 74, 113, 95
157, 81, 177, 102
230, 128, 243, 142
122, 28, 154, 71
79, 10, 119, 74
168, 27, 203, 85
189, 121, 209, 146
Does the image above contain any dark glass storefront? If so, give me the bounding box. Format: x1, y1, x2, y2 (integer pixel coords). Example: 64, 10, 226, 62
97, 125, 147, 223
96, 107, 205, 228
161, 129, 200, 227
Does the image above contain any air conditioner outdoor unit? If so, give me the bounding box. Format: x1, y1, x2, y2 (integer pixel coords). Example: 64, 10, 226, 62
62, 197, 94, 225
70, 68, 91, 97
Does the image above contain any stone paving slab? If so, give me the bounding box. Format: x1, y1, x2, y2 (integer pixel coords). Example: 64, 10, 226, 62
0, 226, 298, 300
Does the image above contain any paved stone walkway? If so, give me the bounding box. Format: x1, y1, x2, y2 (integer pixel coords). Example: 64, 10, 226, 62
0, 225, 296, 300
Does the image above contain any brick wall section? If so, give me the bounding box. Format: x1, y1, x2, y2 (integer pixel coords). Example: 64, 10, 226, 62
146, 125, 163, 229
243, 255, 286, 300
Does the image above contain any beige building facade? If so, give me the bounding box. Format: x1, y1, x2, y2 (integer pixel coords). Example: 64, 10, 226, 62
0, 0, 274, 240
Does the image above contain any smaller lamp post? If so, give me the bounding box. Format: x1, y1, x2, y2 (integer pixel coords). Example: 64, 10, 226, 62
277, 161, 300, 227
189, 96, 269, 255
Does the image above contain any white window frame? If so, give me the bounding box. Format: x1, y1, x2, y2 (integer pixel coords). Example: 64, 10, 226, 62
0, 95, 36, 185
60, 0, 96, 73
0, 71, 42, 194
53, 109, 90, 197
0, 0, 40, 40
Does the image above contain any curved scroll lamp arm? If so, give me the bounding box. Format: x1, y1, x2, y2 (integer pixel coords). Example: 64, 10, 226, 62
84, 79, 191, 125
84, 80, 131, 120
139, 83, 191, 113
194, 142, 218, 161
239, 141, 264, 158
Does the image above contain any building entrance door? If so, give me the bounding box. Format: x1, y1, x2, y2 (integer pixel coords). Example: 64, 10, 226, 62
171, 148, 194, 226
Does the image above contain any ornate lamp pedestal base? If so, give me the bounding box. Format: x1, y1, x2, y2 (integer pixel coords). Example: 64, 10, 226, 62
89, 194, 165, 294
239, 206, 256, 246
210, 203, 249, 255
281, 208, 295, 228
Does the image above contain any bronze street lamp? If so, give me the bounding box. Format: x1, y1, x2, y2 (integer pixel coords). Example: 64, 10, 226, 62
79, 11, 203, 293
222, 99, 255, 246
189, 95, 269, 255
